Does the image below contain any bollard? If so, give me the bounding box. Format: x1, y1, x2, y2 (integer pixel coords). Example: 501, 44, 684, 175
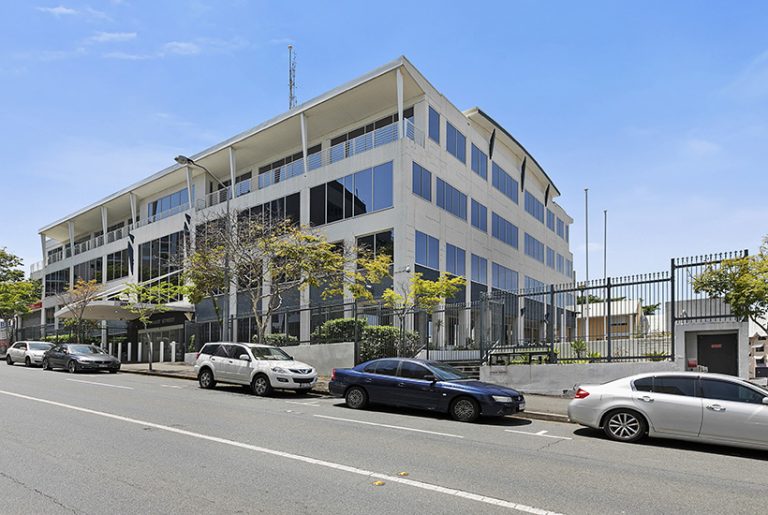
118, 342, 123, 362
127, 342, 132, 363
109, 342, 113, 356
171, 341, 176, 362
138, 341, 142, 362
160, 341, 165, 363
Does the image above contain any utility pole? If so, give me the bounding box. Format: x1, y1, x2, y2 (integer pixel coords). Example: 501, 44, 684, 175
288, 45, 297, 110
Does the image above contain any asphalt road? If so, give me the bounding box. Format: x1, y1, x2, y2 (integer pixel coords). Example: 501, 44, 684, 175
1, 364, 767, 515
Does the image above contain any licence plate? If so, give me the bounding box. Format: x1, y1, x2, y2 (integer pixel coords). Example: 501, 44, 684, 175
519, 402, 525, 411
298, 384, 311, 388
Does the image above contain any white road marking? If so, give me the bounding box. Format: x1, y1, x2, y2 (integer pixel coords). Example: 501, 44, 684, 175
0, 389, 562, 515
285, 400, 320, 407
65, 379, 133, 390
314, 414, 464, 439
161, 385, 183, 389
505, 429, 572, 440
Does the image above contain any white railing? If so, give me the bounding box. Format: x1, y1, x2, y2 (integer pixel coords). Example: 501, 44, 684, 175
73, 234, 105, 256
30, 260, 44, 274
198, 187, 232, 210
257, 158, 305, 190
136, 202, 190, 228
106, 224, 132, 244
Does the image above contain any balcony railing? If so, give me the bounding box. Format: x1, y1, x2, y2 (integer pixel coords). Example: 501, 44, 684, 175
106, 224, 132, 244
30, 260, 44, 274
198, 188, 232, 210
135, 202, 190, 228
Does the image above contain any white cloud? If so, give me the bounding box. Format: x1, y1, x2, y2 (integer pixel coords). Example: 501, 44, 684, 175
88, 31, 137, 43
102, 51, 152, 60
36, 5, 77, 16
683, 137, 721, 158
36, 5, 110, 20
269, 37, 295, 46
163, 41, 200, 56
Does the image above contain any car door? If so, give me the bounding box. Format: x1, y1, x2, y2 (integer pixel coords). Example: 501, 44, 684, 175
10, 342, 26, 362
396, 361, 441, 409
699, 378, 768, 447
366, 359, 401, 404
632, 375, 703, 437
49, 345, 66, 367
211, 344, 235, 381
228, 344, 253, 384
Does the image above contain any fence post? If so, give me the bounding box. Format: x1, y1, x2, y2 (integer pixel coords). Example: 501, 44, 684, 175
479, 292, 488, 363
352, 301, 360, 365
670, 258, 676, 361
547, 285, 555, 363
606, 277, 612, 362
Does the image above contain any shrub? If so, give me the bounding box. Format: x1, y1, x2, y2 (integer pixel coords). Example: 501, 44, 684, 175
255, 333, 299, 347
358, 325, 420, 362
644, 350, 668, 362
570, 339, 587, 358
311, 318, 368, 344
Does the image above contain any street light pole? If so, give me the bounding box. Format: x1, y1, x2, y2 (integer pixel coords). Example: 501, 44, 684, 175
175, 155, 232, 342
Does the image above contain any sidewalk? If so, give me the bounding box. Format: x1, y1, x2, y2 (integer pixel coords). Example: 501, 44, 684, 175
120, 362, 571, 423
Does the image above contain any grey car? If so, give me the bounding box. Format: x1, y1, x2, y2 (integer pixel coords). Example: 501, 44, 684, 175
43, 344, 121, 374
568, 371, 768, 451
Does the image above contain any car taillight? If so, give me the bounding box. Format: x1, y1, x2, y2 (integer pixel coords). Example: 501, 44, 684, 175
574, 388, 590, 399
331, 368, 336, 381
195, 352, 200, 360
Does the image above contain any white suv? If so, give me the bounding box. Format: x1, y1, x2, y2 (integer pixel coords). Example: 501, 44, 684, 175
193, 342, 317, 396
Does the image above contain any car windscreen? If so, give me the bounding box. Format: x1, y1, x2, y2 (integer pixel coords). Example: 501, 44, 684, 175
29, 343, 53, 351
428, 362, 468, 381
249, 346, 291, 360
68, 345, 105, 354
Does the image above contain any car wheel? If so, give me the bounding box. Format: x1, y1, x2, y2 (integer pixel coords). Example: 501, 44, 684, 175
25, 357, 32, 367
198, 368, 216, 389
42, 358, 51, 370
6, 355, 13, 365
450, 397, 480, 423
603, 409, 647, 443
67, 360, 78, 374
251, 374, 273, 397
345, 386, 368, 410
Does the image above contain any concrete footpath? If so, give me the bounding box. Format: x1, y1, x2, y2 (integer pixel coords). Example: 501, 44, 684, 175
121, 362, 572, 423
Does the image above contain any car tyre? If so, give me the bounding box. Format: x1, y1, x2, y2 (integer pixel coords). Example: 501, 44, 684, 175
345, 386, 368, 410
603, 409, 647, 443
67, 360, 78, 374
25, 357, 32, 367
450, 396, 480, 423
42, 358, 51, 370
6, 355, 13, 365
198, 368, 216, 389
251, 374, 273, 397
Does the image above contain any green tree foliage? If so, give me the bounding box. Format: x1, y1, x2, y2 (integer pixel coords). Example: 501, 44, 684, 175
693, 238, 768, 335
0, 248, 39, 341
56, 278, 103, 343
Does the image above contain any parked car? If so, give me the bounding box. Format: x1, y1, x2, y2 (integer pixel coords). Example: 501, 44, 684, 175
6, 341, 54, 367
42, 344, 121, 374
568, 371, 768, 451
193, 342, 317, 396
329, 358, 525, 422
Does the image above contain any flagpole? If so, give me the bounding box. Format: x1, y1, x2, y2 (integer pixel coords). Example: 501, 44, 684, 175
584, 188, 589, 342
603, 209, 607, 341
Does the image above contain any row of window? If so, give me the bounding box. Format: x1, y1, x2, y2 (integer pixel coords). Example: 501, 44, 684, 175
139, 231, 184, 282
491, 212, 519, 249
436, 177, 467, 220
74, 257, 103, 283
44, 269, 69, 296
148, 187, 191, 220
107, 249, 130, 282
524, 233, 545, 263
239, 192, 301, 227
310, 161, 393, 226
525, 191, 545, 224
471, 199, 487, 232
445, 243, 466, 277
492, 162, 518, 204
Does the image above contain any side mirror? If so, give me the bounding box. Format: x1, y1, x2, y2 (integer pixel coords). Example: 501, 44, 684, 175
239, 354, 251, 362
762, 397, 768, 406
423, 374, 437, 383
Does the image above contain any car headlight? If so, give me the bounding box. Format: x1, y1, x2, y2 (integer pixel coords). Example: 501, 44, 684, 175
271, 367, 287, 373
492, 395, 513, 403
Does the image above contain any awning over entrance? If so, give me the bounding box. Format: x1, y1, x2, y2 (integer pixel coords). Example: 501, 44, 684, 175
54, 301, 194, 321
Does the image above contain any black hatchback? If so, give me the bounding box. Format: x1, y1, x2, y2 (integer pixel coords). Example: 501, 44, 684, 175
43, 344, 121, 374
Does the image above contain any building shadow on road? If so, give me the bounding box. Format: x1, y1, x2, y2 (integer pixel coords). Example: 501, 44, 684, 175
573, 427, 768, 461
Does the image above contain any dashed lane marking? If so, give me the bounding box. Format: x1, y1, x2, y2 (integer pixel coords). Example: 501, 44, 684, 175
65, 379, 133, 390
314, 414, 464, 439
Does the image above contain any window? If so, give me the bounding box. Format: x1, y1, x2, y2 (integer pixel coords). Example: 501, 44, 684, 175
492, 262, 518, 292
357, 230, 394, 260
556, 254, 565, 274
446, 243, 466, 277
470, 199, 487, 232
471, 254, 487, 285
147, 188, 190, 221
547, 209, 555, 231
399, 361, 433, 380
446, 122, 466, 163
471, 144, 487, 179
492, 163, 518, 204
700, 379, 766, 404
565, 259, 573, 278
374, 359, 399, 376
106, 249, 129, 281
566, 224, 570, 242
74, 257, 103, 283
633, 377, 653, 392
525, 191, 545, 223
415, 231, 439, 270
241, 193, 301, 227
524, 233, 545, 263
412, 162, 432, 201
428, 107, 440, 143
491, 212, 518, 249
436, 178, 467, 220
201, 343, 221, 356
525, 276, 545, 291
308, 162, 393, 226
546, 247, 555, 269
138, 232, 183, 282
556, 217, 565, 238
654, 376, 696, 396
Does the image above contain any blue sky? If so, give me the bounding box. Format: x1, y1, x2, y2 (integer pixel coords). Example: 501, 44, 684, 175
1, 1, 767, 280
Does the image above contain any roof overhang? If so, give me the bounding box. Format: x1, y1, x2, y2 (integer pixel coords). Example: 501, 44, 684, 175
55, 300, 194, 321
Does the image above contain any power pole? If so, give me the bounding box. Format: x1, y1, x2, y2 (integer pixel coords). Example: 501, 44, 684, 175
288, 45, 297, 110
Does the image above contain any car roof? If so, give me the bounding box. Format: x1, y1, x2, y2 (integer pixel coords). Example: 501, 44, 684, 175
203, 342, 274, 348
625, 371, 750, 383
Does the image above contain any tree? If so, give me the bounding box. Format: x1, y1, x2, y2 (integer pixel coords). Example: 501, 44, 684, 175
182, 244, 226, 334
693, 239, 768, 335
56, 278, 103, 343
382, 272, 466, 349
0, 248, 39, 342
121, 281, 185, 371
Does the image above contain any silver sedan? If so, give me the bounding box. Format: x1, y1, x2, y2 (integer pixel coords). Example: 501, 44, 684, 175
568, 371, 768, 451
5, 341, 53, 367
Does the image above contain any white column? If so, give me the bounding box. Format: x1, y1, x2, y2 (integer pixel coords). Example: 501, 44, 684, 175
171, 341, 176, 362
137, 341, 142, 362
229, 147, 237, 189
118, 341, 123, 361
300, 112, 309, 175
396, 68, 404, 137
160, 341, 165, 362
127, 341, 131, 362
67, 221, 75, 288
40, 234, 47, 266
185, 166, 194, 207
129, 192, 138, 228
100, 206, 109, 237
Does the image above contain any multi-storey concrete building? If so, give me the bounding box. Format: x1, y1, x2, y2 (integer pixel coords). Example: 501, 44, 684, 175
36, 56, 574, 358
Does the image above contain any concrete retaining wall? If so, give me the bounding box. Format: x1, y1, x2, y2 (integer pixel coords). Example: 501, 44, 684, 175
284, 342, 355, 376
481, 361, 681, 396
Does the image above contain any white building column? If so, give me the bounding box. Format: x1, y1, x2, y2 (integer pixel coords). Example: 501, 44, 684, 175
300, 112, 309, 175
185, 166, 194, 207
129, 192, 138, 228
396, 68, 403, 137
228, 147, 237, 188
67, 221, 75, 288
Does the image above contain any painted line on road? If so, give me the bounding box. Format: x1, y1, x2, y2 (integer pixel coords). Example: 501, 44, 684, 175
314, 414, 464, 439
161, 385, 183, 389
505, 429, 572, 440
0, 389, 562, 515
65, 379, 134, 390
285, 401, 320, 407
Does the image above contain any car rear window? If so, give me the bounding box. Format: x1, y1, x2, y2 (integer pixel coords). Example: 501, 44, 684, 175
633, 377, 653, 392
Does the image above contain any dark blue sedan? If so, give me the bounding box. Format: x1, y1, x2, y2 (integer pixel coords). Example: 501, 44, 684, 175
329, 358, 525, 422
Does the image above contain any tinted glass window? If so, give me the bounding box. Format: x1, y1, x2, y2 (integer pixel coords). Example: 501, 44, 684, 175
701, 379, 765, 404
363, 363, 377, 373
653, 376, 696, 396
229, 345, 248, 359
202, 344, 221, 356
372, 162, 393, 211
214, 345, 231, 358
399, 362, 433, 380
354, 168, 373, 216
633, 377, 653, 392
309, 185, 326, 226
326, 180, 344, 223
374, 359, 399, 376
428, 107, 440, 143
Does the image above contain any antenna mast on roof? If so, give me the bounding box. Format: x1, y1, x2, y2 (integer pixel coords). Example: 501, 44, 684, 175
288, 45, 297, 109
